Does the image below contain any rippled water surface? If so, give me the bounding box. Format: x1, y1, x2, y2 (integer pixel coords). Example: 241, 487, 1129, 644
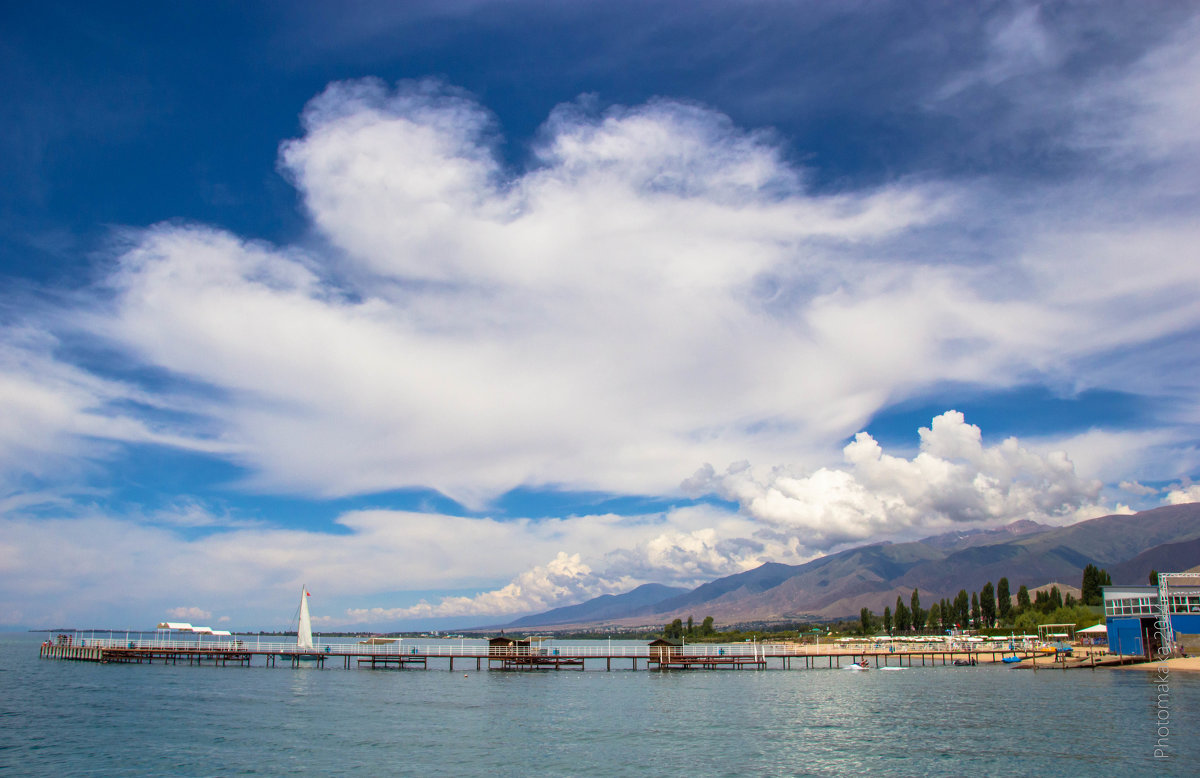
2, 633, 1196, 776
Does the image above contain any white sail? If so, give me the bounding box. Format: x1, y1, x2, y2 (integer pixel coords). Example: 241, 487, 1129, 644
297, 586, 314, 650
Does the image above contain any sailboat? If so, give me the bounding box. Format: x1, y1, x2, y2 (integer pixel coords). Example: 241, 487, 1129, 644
281, 586, 322, 661
297, 586, 314, 651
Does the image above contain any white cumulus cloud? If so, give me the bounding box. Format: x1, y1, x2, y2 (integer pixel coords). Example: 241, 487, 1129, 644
65, 75, 1198, 509
165, 606, 212, 621
1165, 483, 1200, 505
687, 411, 1107, 550
345, 552, 623, 622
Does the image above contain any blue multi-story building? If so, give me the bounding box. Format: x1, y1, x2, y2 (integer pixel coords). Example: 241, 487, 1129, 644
1104, 582, 1200, 658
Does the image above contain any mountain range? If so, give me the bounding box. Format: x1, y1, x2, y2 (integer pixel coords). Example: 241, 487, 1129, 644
501, 503, 1200, 630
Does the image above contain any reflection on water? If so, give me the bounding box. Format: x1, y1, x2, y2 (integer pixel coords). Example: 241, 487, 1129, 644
2, 633, 1196, 776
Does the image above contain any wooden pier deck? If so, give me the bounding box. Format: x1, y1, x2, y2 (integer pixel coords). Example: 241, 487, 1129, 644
40, 636, 1076, 672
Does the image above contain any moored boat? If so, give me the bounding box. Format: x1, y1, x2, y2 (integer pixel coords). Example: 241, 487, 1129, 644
280, 586, 323, 661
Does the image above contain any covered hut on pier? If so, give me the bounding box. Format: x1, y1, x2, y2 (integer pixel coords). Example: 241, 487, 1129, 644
648, 638, 682, 662
489, 636, 532, 656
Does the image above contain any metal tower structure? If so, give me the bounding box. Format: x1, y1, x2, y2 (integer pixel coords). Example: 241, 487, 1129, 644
1157, 572, 1200, 656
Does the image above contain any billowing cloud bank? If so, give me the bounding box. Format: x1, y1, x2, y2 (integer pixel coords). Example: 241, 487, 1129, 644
349, 410, 1119, 622
686, 411, 1107, 550
0, 411, 1126, 626
94, 81, 956, 507
3, 8, 1200, 627
42, 64, 1191, 508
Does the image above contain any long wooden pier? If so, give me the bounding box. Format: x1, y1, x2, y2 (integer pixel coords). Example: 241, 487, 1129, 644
40, 636, 1057, 672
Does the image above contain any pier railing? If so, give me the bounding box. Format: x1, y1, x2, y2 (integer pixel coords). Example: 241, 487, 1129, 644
60, 637, 1029, 657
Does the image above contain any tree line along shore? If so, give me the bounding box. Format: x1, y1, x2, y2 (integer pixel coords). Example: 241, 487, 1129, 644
654, 564, 1124, 644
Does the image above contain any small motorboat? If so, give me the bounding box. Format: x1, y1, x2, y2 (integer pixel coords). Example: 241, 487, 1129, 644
844, 662, 870, 671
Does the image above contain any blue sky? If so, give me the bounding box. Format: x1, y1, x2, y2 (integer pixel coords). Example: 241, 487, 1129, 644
3, 1, 1199, 630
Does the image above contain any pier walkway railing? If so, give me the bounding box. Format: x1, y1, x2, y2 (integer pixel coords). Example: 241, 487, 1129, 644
52, 637, 1030, 658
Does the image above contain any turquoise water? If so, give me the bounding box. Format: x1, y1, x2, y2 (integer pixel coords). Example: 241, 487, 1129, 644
2, 633, 1195, 776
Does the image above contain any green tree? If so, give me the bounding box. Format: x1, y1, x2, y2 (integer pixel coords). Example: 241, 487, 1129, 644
941, 598, 953, 631
910, 589, 924, 633
970, 591, 980, 629
883, 606, 893, 635
1150, 569, 1159, 586
895, 596, 911, 632
955, 590, 970, 627
1016, 584, 1031, 614
1081, 564, 1112, 606
1034, 589, 1050, 613
1081, 564, 1099, 606
927, 602, 940, 634
997, 578, 1012, 622
700, 616, 715, 636
860, 608, 874, 635
1013, 611, 1038, 635
980, 582, 996, 627
664, 618, 684, 639
1048, 586, 1063, 611
687, 615, 694, 635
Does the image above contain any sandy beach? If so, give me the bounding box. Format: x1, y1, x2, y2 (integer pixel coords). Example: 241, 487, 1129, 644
1111, 656, 1200, 673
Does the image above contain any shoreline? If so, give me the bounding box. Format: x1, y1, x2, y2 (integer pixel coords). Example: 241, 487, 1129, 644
1109, 656, 1200, 673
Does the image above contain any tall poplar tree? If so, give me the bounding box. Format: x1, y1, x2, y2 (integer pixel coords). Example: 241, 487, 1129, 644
1082, 564, 1113, 606
997, 578, 1012, 622
895, 595, 911, 632
955, 590, 970, 627
971, 591, 980, 629
980, 582, 996, 628
1016, 584, 1031, 614
1081, 564, 1099, 605
910, 589, 924, 633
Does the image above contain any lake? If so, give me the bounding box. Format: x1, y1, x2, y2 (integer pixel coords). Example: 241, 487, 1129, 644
2, 632, 1195, 775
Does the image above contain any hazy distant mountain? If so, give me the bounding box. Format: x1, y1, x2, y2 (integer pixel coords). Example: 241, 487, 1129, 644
1107, 537, 1200, 585
509, 503, 1200, 629
501, 583, 688, 628
917, 519, 1051, 551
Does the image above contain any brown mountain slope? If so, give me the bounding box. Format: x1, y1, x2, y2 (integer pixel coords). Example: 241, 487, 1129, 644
607, 503, 1200, 626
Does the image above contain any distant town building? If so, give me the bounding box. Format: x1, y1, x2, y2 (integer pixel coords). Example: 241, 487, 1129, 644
1103, 578, 1200, 658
